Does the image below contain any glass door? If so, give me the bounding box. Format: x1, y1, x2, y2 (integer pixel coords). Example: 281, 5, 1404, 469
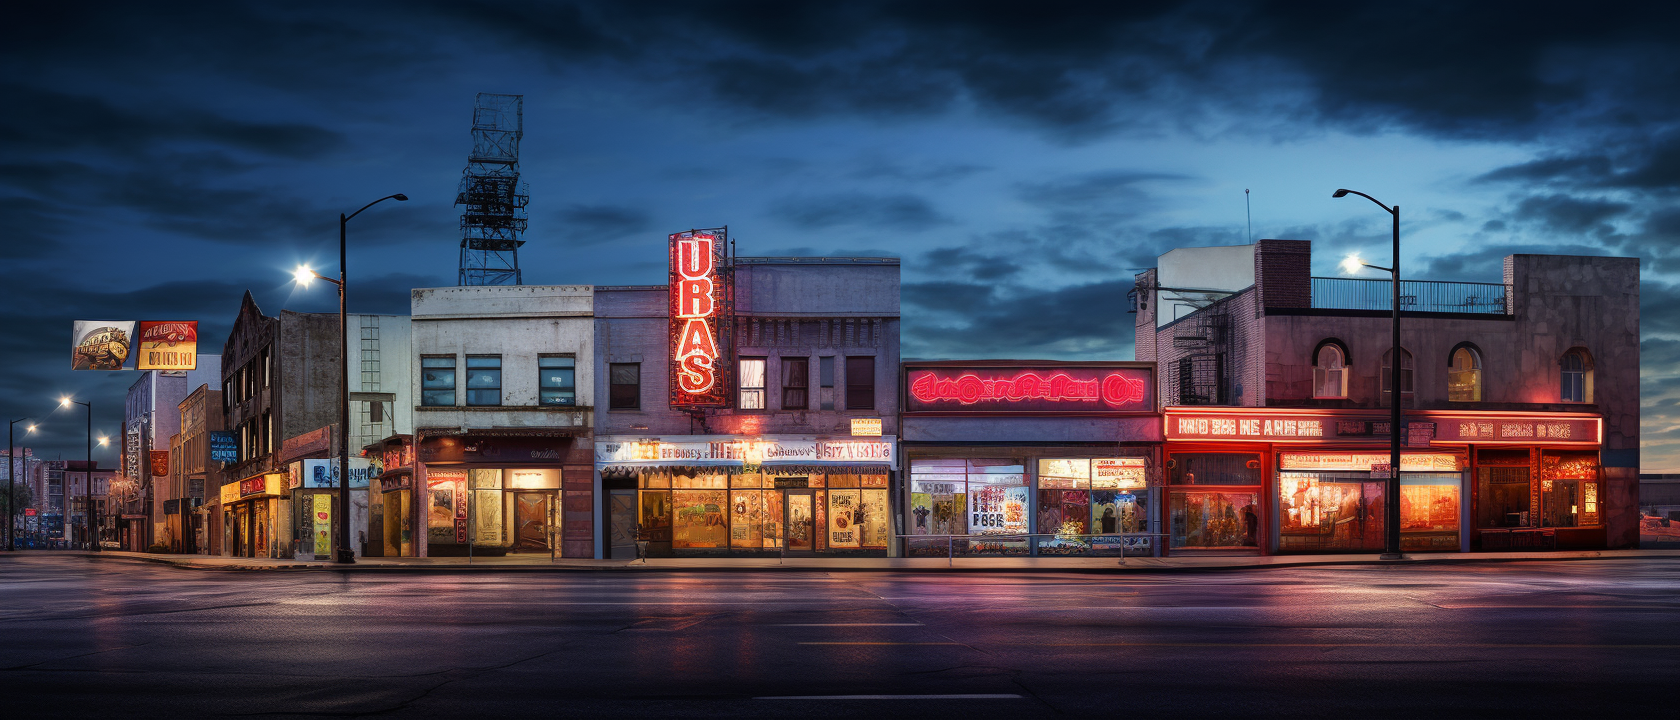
513, 492, 549, 551
785, 490, 815, 555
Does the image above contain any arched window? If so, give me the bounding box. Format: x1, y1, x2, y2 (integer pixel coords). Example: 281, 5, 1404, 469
1313, 343, 1347, 398
1448, 345, 1482, 402
1381, 348, 1414, 407
1561, 349, 1592, 402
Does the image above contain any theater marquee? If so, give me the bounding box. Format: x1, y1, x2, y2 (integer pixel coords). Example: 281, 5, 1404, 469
1166, 409, 1601, 446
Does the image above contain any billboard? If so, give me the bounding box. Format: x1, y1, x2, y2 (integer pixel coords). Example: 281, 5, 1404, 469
136, 321, 198, 371
71, 321, 135, 370
300, 458, 373, 489
668, 229, 731, 408
904, 363, 1154, 414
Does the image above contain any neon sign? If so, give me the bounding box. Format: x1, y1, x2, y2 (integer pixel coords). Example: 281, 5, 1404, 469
904, 365, 1153, 413
669, 230, 730, 407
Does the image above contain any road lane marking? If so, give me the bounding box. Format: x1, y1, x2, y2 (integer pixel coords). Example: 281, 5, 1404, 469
798, 642, 963, 645
994, 642, 1680, 648
759, 691, 1021, 694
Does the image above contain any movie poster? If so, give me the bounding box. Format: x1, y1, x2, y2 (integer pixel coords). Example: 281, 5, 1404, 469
136, 321, 198, 371
71, 321, 135, 370
426, 470, 467, 544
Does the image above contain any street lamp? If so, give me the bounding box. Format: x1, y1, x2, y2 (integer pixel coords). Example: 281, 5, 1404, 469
1332, 188, 1403, 560
7, 418, 37, 551
59, 397, 98, 552
294, 192, 407, 564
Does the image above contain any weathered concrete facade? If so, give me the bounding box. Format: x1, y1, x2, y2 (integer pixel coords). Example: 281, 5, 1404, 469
409, 285, 595, 558
1137, 241, 1640, 551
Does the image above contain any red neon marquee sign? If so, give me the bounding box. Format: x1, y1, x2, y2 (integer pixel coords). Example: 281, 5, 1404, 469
669, 230, 730, 407
905, 366, 1153, 413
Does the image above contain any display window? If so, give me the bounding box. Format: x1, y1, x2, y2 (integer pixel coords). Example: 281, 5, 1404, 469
1400, 473, 1460, 551
1279, 473, 1383, 552
1036, 457, 1151, 556
472, 469, 505, 547
426, 470, 468, 545
1540, 451, 1600, 528
1170, 490, 1259, 549
1477, 466, 1530, 528
673, 487, 728, 549
633, 468, 886, 554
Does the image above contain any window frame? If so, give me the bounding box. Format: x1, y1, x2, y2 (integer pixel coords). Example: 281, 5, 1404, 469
464, 355, 503, 407
538, 354, 577, 407
845, 355, 876, 410
1447, 344, 1483, 402
782, 356, 810, 410
609, 362, 641, 410
1311, 340, 1349, 399
1560, 349, 1590, 403
738, 357, 767, 410
420, 355, 458, 407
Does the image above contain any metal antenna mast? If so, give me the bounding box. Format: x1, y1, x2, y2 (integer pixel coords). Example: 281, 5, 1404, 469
456, 93, 528, 286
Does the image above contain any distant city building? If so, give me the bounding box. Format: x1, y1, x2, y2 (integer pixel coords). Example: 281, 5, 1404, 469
123, 358, 222, 551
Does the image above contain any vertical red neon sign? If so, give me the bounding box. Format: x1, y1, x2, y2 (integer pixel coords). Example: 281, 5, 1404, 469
670, 231, 728, 407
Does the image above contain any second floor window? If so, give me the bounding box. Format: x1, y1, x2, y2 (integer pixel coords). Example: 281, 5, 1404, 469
845, 356, 875, 410
466, 355, 502, 406
609, 363, 640, 410
539, 356, 576, 406
421, 356, 456, 406
1561, 349, 1590, 402
782, 357, 809, 410
1313, 344, 1347, 399
739, 357, 766, 410
1448, 346, 1482, 402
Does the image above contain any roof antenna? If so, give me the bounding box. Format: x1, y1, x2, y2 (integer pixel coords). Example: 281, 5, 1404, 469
1245, 188, 1252, 244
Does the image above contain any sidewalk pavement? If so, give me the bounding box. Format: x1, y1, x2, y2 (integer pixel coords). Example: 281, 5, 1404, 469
14, 548, 1680, 573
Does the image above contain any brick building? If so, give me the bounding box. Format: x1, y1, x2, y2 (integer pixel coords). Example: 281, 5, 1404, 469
1135, 240, 1639, 553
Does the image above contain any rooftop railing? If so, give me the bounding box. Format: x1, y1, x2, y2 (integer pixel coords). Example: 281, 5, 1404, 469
1311, 277, 1512, 315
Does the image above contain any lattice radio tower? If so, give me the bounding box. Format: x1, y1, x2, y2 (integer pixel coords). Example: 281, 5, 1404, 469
456, 93, 528, 286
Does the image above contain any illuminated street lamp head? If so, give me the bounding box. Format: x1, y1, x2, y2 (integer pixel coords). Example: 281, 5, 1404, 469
98, 436, 109, 447
1332, 189, 1351, 198
294, 265, 317, 287
1340, 254, 1366, 275
27, 424, 36, 433
392, 193, 409, 201
60, 396, 71, 408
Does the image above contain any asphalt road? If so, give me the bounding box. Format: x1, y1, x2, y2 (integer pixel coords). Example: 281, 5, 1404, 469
2, 555, 1676, 718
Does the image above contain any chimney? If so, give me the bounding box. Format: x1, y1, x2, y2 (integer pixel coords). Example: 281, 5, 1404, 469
1254, 239, 1312, 310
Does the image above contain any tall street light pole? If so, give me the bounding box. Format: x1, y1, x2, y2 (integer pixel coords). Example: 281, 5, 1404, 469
1333, 188, 1403, 560
296, 192, 407, 565
8, 418, 37, 551
59, 398, 97, 551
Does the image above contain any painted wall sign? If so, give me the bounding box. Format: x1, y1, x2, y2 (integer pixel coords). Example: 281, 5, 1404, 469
595, 435, 897, 469
1167, 410, 1600, 446
300, 458, 373, 489
136, 321, 198, 371
905, 366, 1153, 413
668, 230, 731, 408
850, 418, 883, 436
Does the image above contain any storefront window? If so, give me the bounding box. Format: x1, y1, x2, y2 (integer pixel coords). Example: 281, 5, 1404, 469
673, 486, 728, 549
1037, 459, 1090, 555
1401, 473, 1460, 551
1541, 452, 1600, 527
426, 470, 467, 545
967, 463, 1028, 556
1171, 491, 1259, 549
1279, 473, 1383, 552
471, 469, 504, 546
1477, 466, 1530, 528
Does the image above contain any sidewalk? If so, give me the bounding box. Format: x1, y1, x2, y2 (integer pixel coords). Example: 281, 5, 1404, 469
17, 548, 1680, 573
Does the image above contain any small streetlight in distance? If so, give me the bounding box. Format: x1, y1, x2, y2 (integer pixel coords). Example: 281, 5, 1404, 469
8, 418, 39, 551
98, 437, 109, 447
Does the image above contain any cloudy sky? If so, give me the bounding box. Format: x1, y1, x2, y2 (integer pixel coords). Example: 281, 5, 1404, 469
5, 2, 1679, 467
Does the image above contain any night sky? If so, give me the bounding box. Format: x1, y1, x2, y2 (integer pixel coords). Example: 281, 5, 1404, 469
5, 2, 1679, 468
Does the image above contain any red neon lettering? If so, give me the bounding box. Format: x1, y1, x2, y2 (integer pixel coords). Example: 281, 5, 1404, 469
911, 371, 1147, 407
677, 277, 714, 317
675, 318, 718, 361
677, 235, 714, 278
677, 354, 716, 393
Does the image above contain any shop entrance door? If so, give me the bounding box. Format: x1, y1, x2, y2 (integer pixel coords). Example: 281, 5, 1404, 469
513, 492, 550, 552
784, 490, 815, 556
608, 489, 637, 559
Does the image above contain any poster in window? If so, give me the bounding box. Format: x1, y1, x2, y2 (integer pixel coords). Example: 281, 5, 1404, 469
475, 490, 503, 545
861, 489, 889, 547
910, 492, 933, 535
673, 489, 728, 548
426, 470, 467, 544
731, 490, 763, 548
311, 494, 332, 556
969, 484, 1029, 535
827, 491, 861, 548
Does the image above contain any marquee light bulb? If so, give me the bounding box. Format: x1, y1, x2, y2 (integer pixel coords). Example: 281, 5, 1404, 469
1339, 254, 1365, 275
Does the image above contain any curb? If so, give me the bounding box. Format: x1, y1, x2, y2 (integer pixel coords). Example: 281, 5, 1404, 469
21, 550, 1680, 574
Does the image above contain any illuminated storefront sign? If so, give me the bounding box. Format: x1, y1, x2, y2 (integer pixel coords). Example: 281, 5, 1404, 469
1092, 457, 1147, 488
851, 418, 882, 436
905, 364, 1154, 413
224, 473, 284, 504
596, 436, 897, 469
1167, 410, 1600, 445
1278, 452, 1461, 472
669, 230, 730, 408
